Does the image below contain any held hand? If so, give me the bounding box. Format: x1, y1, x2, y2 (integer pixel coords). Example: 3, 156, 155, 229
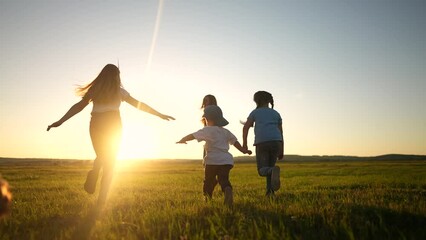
47, 121, 62, 131
245, 150, 252, 155
242, 146, 250, 154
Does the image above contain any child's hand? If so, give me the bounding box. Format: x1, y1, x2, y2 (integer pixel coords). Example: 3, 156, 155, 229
176, 140, 187, 144
242, 149, 252, 155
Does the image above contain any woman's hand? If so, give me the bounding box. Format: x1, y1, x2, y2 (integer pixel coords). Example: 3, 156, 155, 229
160, 114, 175, 121
47, 121, 62, 131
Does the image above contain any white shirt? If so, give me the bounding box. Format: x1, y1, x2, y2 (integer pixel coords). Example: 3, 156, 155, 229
91, 88, 130, 113
192, 126, 237, 165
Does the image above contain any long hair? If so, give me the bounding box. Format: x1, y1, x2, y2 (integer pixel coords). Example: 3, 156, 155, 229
76, 64, 122, 103
253, 91, 274, 109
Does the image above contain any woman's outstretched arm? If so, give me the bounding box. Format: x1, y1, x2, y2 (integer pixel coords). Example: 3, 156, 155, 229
124, 95, 175, 121
47, 99, 90, 131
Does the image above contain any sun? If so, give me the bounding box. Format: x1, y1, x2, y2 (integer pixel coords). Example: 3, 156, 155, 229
117, 124, 159, 161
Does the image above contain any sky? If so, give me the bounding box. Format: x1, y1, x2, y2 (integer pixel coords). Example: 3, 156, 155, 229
0, 0, 425, 161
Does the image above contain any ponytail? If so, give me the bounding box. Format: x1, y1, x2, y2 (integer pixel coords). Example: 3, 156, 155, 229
254, 91, 274, 109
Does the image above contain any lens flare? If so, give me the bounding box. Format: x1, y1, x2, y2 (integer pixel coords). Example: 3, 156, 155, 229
145, 0, 164, 73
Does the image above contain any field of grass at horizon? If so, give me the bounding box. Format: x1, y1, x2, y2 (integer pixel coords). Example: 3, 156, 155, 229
1, 159, 425, 239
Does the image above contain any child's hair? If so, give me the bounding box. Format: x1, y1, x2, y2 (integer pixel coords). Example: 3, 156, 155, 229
76, 64, 122, 104
201, 94, 217, 109
253, 91, 274, 109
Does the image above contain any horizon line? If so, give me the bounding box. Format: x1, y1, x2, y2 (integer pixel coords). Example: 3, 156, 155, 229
1, 153, 425, 161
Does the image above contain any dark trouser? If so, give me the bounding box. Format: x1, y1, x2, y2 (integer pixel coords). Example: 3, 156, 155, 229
89, 111, 122, 203
203, 164, 233, 198
255, 141, 281, 192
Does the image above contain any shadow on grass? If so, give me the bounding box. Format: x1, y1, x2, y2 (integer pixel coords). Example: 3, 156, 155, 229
347, 204, 426, 240
235, 192, 426, 240
166, 190, 426, 240
71, 205, 102, 240
5, 201, 102, 240
1, 204, 85, 239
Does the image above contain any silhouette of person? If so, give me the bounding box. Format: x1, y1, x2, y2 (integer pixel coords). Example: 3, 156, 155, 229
177, 105, 252, 206
47, 64, 174, 206
242, 91, 284, 197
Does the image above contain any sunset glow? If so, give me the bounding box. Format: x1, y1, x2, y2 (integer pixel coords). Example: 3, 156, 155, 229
118, 124, 159, 161
0, 1, 425, 160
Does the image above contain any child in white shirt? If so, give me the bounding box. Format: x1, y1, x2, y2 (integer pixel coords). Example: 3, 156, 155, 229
177, 105, 251, 206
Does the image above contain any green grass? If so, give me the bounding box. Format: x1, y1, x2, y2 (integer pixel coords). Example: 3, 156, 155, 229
1, 159, 425, 239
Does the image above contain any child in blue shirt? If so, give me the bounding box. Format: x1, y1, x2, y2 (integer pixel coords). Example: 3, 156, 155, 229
242, 91, 284, 197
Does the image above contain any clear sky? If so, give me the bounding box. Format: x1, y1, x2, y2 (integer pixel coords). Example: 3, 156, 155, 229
0, 0, 425, 161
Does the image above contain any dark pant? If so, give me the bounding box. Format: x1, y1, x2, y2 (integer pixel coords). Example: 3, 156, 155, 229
89, 111, 122, 203
255, 141, 281, 192
203, 164, 233, 198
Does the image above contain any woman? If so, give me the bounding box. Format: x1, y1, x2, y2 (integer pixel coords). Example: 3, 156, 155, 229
47, 64, 174, 205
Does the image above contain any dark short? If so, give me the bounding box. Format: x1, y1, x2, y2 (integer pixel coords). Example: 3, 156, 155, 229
203, 164, 233, 197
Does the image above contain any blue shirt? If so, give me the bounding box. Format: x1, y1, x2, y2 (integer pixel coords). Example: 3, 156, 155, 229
248, 107, 283, 145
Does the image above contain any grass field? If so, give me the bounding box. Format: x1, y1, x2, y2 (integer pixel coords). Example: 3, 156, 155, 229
0, 158, 425, 239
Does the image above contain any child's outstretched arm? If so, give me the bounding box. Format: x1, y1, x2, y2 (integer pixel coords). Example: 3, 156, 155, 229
176, 134, 195, 144
124, 95, 175, 121
47, 99, 90, 131
233, 141, 252, 155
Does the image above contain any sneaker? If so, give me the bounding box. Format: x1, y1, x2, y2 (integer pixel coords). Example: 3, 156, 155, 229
84, 170, 98, 194
266, 190, 275, 198
204, 194, 212, 203
224, 187, 233, 207
271, 166, 280, 191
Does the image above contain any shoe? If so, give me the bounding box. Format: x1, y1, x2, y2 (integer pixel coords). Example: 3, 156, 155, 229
84, 170, 98, 194
266, 190, 275, 198
224, 187, 233, 207
271, 166, 280, 191
204, 194, 212, 203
